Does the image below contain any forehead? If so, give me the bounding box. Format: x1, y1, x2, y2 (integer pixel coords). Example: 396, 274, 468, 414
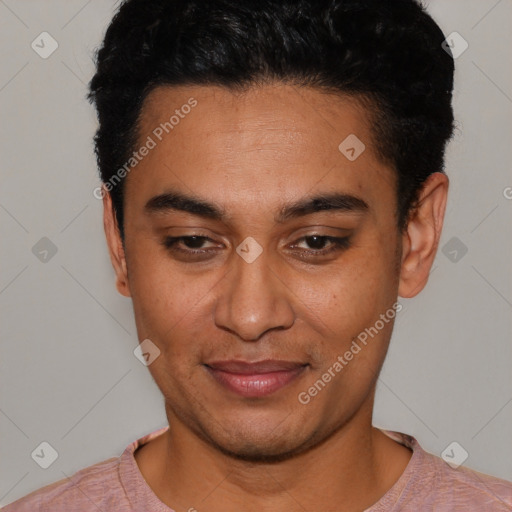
126, 83, 395, 220
139, 83, 376, 155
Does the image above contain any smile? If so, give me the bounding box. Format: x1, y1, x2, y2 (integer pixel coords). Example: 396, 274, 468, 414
204, 360, 308, 398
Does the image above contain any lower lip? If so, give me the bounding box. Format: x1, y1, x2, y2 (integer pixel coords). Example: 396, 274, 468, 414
205, 366, 307, 398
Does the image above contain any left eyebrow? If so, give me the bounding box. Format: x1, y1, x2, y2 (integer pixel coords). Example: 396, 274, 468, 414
275, 192, 369, 223
144, 188, 369, 223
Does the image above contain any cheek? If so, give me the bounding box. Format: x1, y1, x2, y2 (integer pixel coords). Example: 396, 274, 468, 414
124, 239, 203, 339
315, 243, 397, 320
300, 237, 400, 371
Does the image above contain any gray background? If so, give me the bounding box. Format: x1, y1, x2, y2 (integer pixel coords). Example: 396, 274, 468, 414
1, 0, 511, 506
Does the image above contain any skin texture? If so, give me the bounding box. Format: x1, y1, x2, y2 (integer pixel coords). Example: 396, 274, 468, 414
103, 83, 448, 511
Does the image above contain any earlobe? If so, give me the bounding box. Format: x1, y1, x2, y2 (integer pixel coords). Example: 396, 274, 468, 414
398, 172, 448, 298
102, 188, 131, 298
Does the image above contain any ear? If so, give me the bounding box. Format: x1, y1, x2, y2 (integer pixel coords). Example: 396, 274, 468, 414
398, 172, 448, 298
102, 188, 131, 297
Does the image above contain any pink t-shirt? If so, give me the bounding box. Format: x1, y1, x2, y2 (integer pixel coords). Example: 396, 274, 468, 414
3, 426, 512, 511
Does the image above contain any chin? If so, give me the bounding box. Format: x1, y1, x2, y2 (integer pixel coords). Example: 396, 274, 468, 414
195, 418, 323, 463
211, 437, 314, 463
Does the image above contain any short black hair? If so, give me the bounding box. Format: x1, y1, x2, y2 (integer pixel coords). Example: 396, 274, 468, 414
88, 0, 455, 239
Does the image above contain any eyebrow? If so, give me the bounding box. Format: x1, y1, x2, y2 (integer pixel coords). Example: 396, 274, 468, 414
144, 189, 369, 223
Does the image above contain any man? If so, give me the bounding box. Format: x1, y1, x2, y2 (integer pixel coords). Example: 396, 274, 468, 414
4, 0, 512, 510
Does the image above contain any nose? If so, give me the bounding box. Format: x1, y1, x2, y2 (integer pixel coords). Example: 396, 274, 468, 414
213, 243, 295, 342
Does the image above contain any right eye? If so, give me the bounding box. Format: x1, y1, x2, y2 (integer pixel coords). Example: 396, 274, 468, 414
162, 235, 221, 258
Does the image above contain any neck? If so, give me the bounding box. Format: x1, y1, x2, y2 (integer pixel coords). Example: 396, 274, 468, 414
135, 396, 412, 512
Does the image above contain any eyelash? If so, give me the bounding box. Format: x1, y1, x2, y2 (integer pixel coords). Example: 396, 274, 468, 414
162, 234, 351, 259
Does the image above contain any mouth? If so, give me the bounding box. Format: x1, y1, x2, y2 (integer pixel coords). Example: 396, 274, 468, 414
204, 360, 308, 398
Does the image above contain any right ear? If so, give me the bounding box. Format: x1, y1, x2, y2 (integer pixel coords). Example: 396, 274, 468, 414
102, 187, 131, 297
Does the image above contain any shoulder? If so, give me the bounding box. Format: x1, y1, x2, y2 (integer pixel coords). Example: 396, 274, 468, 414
1, 456, 123, 511
1, 426, 170, 512
378, 430, 512, 511
424, 450, 512, 509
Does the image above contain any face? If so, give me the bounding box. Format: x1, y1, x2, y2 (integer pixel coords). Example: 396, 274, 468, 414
104, 83, 444, 461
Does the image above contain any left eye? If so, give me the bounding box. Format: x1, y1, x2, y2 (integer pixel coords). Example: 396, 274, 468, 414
290, 235, 350, 254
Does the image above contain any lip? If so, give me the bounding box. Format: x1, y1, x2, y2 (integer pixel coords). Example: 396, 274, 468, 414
204, 359, 308, 398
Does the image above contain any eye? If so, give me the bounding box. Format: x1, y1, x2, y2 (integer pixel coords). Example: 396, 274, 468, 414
290, 235, 351, 257
162, 235, 220, 257
162, 234, 351, 261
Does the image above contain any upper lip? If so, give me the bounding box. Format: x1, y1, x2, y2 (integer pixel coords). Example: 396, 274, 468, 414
205, 359, 307, 374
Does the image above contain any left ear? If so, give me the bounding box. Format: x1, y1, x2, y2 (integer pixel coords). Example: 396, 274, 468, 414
398, 172, 449, 298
